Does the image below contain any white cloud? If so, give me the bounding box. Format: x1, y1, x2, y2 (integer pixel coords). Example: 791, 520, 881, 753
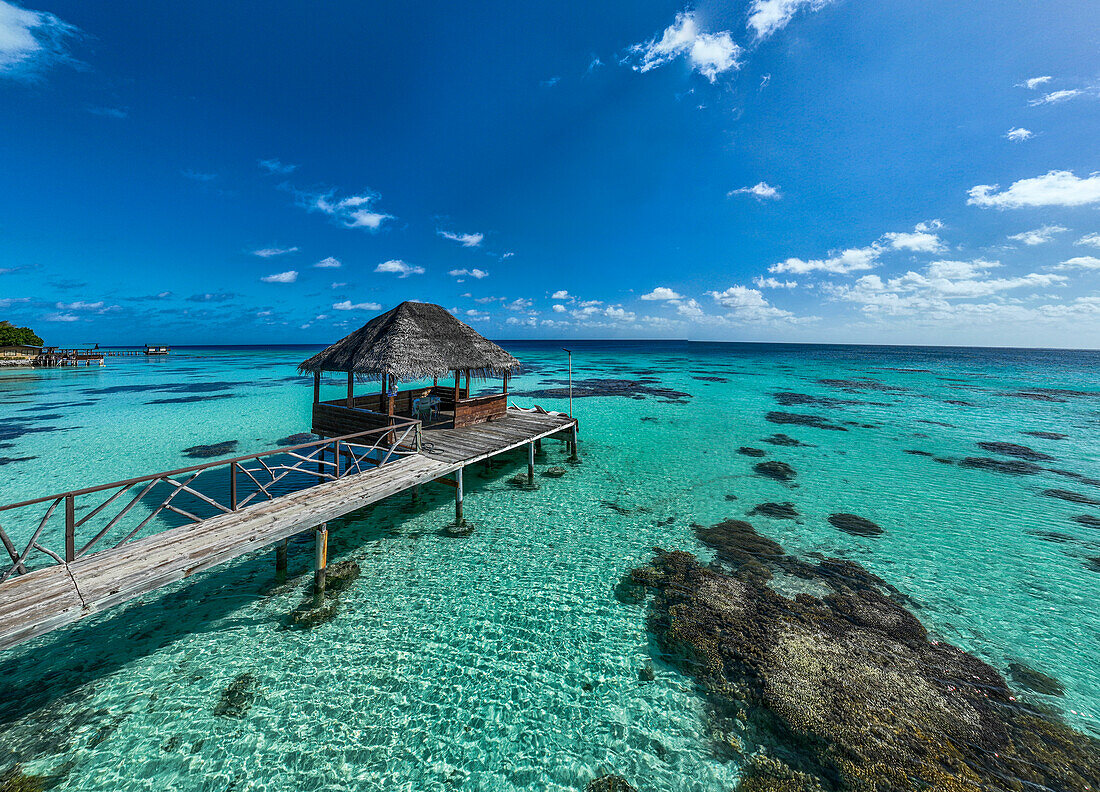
1054, 256, 1100, 270
464, 309, 489, 321
968, 170, 1100, 209
505, 298, 533, 311
57, 300, 103, 311
552, 304, 567, 313
1008, 225, 1067, 246
728, 182, 780, 200
640, 286, 683, 301
261, 270, 298, 283
375, 259, 424, 277
42, 312, 78, 322
1021, 76, 1052, 90
330, 281, 346, 289
771, 245, 880, 275
631, 12, 741, 82
300, 188, 392, 231
0, 0, 77, 75
313, 256, 341, 268
259, 158, 296, 175
827, 259, 1067, 315
449, 268, 489, 280
883, 221, 946, 252
252, 246, 298, 258
707, 285, 794, 321
753, 276, 797, 288
1029, 89, 1084, 106
438, 230, 484, 247
333, 300, 381, 311
747, 0, 835, 40
1006, 127, 1033, 142
551, 290, 572, 300
676, 298, 705, 319
1076, 233, 1100, 248
604, 306, 636, 322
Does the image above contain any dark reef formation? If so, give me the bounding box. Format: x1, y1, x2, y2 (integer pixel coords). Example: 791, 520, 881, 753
1043, 489, 1100, 506
277, 433, 316, 447
762, 434, 810, 447
182, 440, 238, 459
586, 775, 638, 792
827, 513, 884, 537
628, 521, 1100, 792
975, 442, 1055, 462
286, 560, 362, 629
754, 461, 796, 482
212, 672, 257, 718
749, 503, 799, 520
765, 412, 847, 431
512, 378, 690, 403
739, 447, 767, 458
960, 457, 1043, 475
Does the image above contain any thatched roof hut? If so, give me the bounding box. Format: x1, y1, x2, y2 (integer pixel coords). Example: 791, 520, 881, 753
298, 301, 520, 382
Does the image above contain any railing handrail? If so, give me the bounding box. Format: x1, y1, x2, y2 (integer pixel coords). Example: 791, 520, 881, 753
0, 418, 422, 513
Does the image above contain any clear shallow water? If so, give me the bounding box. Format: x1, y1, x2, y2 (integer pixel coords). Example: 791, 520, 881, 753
1, 341, 1099, 790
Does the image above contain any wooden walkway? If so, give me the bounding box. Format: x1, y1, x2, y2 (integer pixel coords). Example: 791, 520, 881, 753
0, 408, 576, 651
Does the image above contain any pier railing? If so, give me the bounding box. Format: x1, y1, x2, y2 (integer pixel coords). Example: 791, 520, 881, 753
0, 419, 422, 582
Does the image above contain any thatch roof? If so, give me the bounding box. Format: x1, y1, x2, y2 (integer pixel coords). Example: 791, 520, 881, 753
298, 301, 520, 381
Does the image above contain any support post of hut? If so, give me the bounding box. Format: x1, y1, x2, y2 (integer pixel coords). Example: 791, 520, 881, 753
534, 438, 542, 455
569, 424, 579, 461
527, 441, 535, 484
455, 467, 464, 525
313, 523, 328, 607
275, 540, 288, 583
313, 371, 321, 404
346, 372, 354, 408
503, 373, 509, 399
453, 370, 460, 406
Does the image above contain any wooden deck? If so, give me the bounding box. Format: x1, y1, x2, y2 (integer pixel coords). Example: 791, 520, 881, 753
0, 408, 577, 651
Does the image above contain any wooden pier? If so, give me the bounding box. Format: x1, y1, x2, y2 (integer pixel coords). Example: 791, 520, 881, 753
0, 407, 577, 651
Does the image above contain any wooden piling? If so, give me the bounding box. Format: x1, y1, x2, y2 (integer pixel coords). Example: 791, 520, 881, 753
528, 442, 535, 484
569, 424, 579, 461
313, 523, 328, 607
275, 540, 288, 582
455, 467, 464, 525
346, 372, 354, 408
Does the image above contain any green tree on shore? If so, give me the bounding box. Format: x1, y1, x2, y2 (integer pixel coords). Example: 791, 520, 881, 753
0, 321, 44, 347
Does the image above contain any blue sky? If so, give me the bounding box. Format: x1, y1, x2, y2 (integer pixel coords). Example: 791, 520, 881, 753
1, 1, 1099, 347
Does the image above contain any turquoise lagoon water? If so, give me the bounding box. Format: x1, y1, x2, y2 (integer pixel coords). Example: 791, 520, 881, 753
1, 341, 1099, 790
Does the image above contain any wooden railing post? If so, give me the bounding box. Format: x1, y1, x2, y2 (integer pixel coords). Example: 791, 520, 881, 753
230, 463, 238, 510
334, 440, 342, 478
64, 495, 75, 562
